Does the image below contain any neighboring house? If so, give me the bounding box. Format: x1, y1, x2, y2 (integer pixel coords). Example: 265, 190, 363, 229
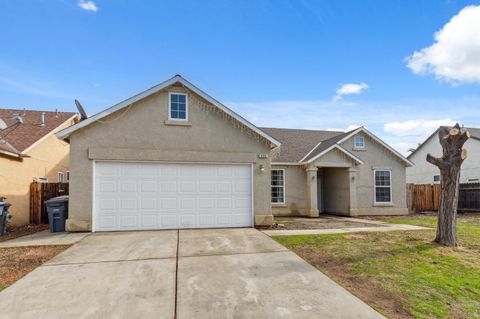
0, 109, 78, 225
407, 127, 480, 184
56, 75, 412, 232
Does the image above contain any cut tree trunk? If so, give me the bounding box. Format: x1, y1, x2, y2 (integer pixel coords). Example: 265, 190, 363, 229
426, 124, 469, 247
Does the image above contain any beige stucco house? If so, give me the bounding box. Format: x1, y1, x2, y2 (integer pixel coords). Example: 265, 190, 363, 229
57, 75, 412, 232
0, 109, 78, 226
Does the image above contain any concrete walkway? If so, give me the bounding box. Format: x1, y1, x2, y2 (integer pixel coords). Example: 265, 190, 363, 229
0, 228, 384, 319
263, 218, 430, 236
0, 230, 90, 247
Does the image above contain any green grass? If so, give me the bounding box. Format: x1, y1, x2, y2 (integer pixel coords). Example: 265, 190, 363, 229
274, 214, 480, 319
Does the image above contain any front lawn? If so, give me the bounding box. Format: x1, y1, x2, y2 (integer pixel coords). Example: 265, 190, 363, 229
274, 214, 480, 319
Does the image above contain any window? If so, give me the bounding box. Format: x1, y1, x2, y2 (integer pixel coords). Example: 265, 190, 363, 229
66, 171, 70, 182
271, 169, 285, 203
433, 175, 440, 182
169, 93, 188, 120
58, 172, 65, 183
354, 135, 365, 149
374, 170, 391, 203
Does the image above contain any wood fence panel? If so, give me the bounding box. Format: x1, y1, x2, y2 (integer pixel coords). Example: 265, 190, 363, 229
408, 183, 480, 212
458, 183, 480, 211
29, 182, 69, 224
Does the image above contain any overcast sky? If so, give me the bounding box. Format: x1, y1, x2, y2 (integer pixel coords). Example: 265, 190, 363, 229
1, 1, 480, 154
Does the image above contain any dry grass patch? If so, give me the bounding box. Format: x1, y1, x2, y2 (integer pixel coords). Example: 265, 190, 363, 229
0, 245, 70, 291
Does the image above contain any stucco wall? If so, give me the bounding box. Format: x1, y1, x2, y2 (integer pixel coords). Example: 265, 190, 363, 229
0, 120, 73, 226
407, 134, 480, 184
67, 85, 273, 231
340, 131, 408, 215
271, 165, 308, 216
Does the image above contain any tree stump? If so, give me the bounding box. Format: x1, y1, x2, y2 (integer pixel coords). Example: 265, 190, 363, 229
426, 124, 469, 247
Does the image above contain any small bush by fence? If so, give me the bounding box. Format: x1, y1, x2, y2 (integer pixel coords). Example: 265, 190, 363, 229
30, 182, 69, 224
408, 183, 480, 213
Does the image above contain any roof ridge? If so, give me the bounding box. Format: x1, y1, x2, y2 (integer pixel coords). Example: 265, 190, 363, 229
260, 126, 344, 133
0, 108, 76, 114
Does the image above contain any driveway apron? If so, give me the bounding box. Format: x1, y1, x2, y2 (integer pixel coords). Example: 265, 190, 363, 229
0, 228, 384, 319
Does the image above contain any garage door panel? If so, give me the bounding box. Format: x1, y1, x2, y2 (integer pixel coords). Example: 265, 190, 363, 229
95, 162, 252, 231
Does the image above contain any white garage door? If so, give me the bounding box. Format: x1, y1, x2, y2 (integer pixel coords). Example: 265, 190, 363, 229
94, 162, 253, 231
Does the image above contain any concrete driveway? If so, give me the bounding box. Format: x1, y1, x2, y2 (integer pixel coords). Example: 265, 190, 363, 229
0, 228, 383, 319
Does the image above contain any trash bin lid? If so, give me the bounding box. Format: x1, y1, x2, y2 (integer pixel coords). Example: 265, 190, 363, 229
45, 195, 69, 204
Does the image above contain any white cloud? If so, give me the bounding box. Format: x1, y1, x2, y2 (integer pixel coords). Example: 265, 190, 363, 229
333, 83, 368, 101
78, 0, 98, 12
384, 119, 456, 137
405, 5, 480, 84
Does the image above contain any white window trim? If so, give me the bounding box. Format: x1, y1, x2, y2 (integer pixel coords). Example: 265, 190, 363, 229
373, 169, 392, 205
271, 169, 285, 204
354, 135, 365, 149
168, 92, 189, 121
58, 172, 65, 183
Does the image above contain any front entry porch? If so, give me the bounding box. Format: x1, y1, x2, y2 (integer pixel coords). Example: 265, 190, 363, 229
306, 165, 358, 217
303, 143, 364, 217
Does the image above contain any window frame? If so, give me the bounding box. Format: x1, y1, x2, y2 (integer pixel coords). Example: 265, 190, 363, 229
271, 169, 285, 204
373, 169, 392, 204
433, 175, 440, 183
168, 92, 189, 121
354, 135, 365, 149
58, 172, 65, 183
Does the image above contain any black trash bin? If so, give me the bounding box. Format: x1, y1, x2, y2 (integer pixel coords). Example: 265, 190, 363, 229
45, 196, 69, 232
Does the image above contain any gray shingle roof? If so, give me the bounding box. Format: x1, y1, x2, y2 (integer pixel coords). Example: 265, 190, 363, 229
301, 131, 352, 162
260, 127, 345, 163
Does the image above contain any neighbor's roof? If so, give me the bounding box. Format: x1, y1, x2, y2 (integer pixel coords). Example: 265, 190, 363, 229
407, 126, 480, 159
0, 109, 77, 157
261, 127, 345, 162
264, 126, 413, 166
56, 75, 281, 148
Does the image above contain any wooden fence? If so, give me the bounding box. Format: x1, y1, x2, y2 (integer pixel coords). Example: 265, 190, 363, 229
30, 182, 69, 224
408, 183, 480, 212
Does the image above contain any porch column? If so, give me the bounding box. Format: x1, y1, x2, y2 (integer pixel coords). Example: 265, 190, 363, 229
306, 166, 319, 217
348, 168, 358, 215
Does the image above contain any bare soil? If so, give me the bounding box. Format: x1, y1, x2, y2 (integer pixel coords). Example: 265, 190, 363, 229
0, 245, 70, 291
0, 224, 49, 243
272, 217, 381, 230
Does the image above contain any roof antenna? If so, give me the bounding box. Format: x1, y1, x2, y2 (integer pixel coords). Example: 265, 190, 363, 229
75, 99, 88, 121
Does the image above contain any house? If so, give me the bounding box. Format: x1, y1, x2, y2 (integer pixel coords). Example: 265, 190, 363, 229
263, 127, 412, 217
0, 109, 78, 225
56, 75, 412, 232
407, 126, 480, 184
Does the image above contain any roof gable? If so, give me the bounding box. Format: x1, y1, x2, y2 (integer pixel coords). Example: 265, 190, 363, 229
56, 75, 280, 148
407, 126, 480, 160
260, 127, 344, 162
0, 109, 77, 157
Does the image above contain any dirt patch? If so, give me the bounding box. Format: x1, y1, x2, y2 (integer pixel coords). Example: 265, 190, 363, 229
271, 217, 381, 230
1, 224, 49, 243
0, 245, 70, 291
293, 245, 413, 319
